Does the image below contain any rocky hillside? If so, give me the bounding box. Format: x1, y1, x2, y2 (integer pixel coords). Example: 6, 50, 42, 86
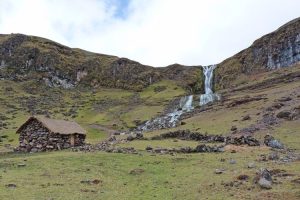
0, 17, 299, 93
0, 34, 202, 92
215, 17, 300, 90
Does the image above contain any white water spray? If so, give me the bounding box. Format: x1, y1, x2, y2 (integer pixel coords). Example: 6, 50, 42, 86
139, 95, 194, 131
180, 95, 194, 111
200, 65, 220, 106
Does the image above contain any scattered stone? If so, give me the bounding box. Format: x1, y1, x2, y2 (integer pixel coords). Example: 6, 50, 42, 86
242, 115, 251, 121
258, 178, 272, 189
226, 135, 260, 146
17, 163, 26, 167
126, 132, 143, 141
180, 121, 186, 125
91, 179, 102, 185
257, 169, 272, 189
276, 111, 292, 119
247, 162, 256, 169
231, 126, 237, 131
108, 136, 116, 142
195, 144, 224, 153
72, 139, 137, 154
126, 135, 135, 141
267, 103, 284, 111
291, 178, 300, 184
215, 169, 225, 174
264, 135, 284, 149
145, 146, 153, 151
151, 130, 260, 146
5, 184, 17, 189
237, 174, 249, 181
268, 152, 280, 160
80, 179, 102, 185
278, 97, 292, 102
129, 168, 145, 175
229, 159, 236, 164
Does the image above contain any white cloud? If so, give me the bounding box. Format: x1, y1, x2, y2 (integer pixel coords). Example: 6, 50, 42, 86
0, 0, 299, 66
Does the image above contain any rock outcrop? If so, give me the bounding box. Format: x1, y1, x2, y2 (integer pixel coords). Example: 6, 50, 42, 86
1, 18, 299, 92
0, 34, 201, 91
215, 17, 300, 90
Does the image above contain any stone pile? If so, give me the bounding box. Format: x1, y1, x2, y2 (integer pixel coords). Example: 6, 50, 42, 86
150, 130, 260, 146
145, 144, 224, 154
72, 138, 137, 154
151, 130, 225, 142
264, 135, 284, 149
225, 135, 260, 146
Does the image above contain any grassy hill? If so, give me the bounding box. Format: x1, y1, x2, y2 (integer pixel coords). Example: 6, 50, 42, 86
0, 18, 300, 200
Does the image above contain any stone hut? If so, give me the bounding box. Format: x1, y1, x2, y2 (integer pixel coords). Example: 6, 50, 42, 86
16, 116, 86, 152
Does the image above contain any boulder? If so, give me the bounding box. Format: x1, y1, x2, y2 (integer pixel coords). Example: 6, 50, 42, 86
247, 162, 256, 169
257, 169, 272, 189
264, 135, 284, 149
276, 111, 291, 119
237, 174, 249, 181
278, 97, 292, 102
242, 115, 251, 121
231, 126, 237, 131
258, 178, 272, 189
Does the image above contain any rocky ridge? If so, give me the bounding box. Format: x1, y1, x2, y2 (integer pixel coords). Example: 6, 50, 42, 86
0, 18, 300, 92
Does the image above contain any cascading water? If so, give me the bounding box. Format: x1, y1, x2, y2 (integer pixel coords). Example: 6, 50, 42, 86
180, 95, 194, 111
199, 65, 220, 106
138, 65, 220, 132
138, 95, 194, 131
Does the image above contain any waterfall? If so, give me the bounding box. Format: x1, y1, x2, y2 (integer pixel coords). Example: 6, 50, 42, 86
200, 65, 220, 106
180, 95, 193, 111
138, 95, 194, 131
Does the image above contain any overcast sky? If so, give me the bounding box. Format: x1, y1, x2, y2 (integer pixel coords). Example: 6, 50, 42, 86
0, 0, 299, 67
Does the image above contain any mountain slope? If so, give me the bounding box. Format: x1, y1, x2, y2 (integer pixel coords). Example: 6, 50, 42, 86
0, 34, 203, 92
215, 17, 300, 90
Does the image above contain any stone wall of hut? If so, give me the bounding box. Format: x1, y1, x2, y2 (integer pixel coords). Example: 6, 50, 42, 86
16, 119, 85, 153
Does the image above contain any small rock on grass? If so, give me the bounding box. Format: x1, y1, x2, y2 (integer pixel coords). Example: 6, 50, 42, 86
268, 152, 280, 160
229, 159, 236, 164
80, 179, 102, 185
242, 115, 251, 121
257, 169, 272, 189
215, 169, 225, 174
17, 163, 26, 167
237, 174, 249, 181
247, 162, 256, 169
5, 184, 17, 189
258, 178, 272, 189
129, 168, 145, 175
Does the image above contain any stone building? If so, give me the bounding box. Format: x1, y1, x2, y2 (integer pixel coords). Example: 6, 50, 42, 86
16, 116, 86, 152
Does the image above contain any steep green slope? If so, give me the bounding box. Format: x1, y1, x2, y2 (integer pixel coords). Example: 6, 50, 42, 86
0, 79, 186, 147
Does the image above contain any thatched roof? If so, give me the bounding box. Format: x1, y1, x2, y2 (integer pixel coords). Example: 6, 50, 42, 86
16, 116, 86, 135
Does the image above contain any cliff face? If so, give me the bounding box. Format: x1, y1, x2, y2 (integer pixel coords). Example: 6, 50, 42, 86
0, 34, 201, 92
215, 17, 300, 90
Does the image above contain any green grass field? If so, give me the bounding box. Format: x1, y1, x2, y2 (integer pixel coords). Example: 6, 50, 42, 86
1, 148, 299, 200
1, 66, 300, 200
